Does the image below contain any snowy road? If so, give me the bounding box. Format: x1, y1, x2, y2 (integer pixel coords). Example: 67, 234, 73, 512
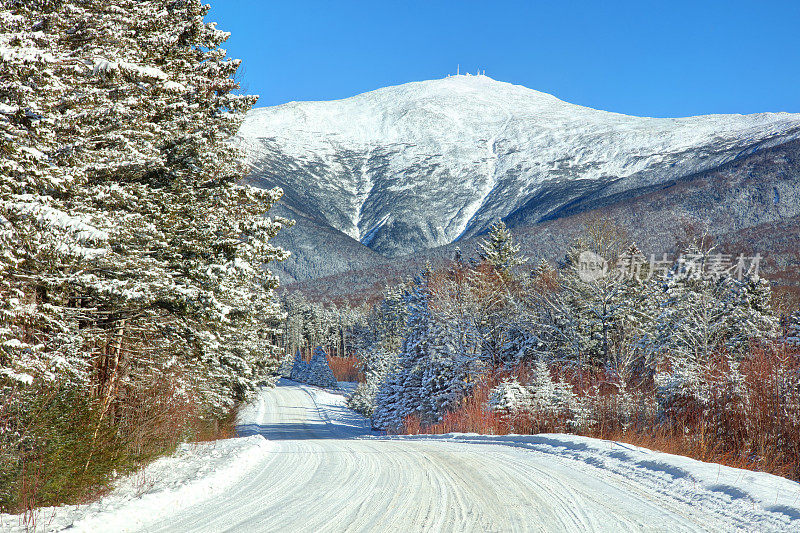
137, 381, 798, 532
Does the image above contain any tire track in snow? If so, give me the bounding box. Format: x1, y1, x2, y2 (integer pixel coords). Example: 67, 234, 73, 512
141, 382, 776, 532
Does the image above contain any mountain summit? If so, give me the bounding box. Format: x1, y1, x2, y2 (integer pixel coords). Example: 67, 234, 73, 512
238, 76, 800, 283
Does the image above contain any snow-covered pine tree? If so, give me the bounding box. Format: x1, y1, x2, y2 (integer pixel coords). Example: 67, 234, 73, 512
420, 333, 471, 424
0, 0, 288, 410
305, 346, 338, 389
478, 220, 526, 274
653, 243, 778, 407
726, 274, 779, 352
348, 345, 398, 417
531, 258, 556, 281
371, 269, 481, 429
544, 240, 628, 368
289, 350, 308, 382
373, 274, 435, 431
348, 285, 408, 416
488, 378, 533, 414
281, 293, 310, 355
788, 310, 800, 347
374, 284, 409, 351
656, 246, 778, 366
277, 352, 294, 379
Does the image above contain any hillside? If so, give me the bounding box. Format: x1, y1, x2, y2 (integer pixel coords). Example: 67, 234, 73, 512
237, 75, 800, 290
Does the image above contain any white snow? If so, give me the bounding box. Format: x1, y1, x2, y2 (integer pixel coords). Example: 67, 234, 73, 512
0, 437, 271, 533
163, 80, 186, 92
392, 433, 800, 531
5, 381, 798, 531
0, 368, 33, 385
0, 43, 56, 63
119, 61, 169, 81
237, 75, 800, 254
20, 146, 45, 160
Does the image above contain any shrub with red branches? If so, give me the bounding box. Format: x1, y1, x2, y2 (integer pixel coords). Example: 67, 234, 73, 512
326, 355, 363, 382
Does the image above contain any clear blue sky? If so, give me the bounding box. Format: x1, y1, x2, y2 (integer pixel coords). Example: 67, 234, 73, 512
209, 0, 800, 117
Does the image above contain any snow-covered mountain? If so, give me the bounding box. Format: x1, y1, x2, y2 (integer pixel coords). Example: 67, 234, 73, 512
238, 75, 800, 283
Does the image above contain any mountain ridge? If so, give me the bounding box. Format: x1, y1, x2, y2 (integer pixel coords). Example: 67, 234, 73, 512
237, 76, 800, 287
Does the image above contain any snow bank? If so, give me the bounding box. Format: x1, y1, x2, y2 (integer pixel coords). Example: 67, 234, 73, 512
0, 436, 272, 533
388, 432, 800, 531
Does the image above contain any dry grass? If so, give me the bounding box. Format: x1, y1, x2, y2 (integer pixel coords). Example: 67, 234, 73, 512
405, 383, 505, 436
0, 369, 240, 515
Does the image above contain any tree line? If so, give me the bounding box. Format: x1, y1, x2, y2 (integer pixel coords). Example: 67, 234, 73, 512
281, 220, 799, 479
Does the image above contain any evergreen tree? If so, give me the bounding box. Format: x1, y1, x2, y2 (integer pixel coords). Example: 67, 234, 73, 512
653, 244, 778, 406
0, 0, 290, 509
348, 346, 398, 417
305, 346, 338, 389
348, 285, 408, 416
0, 0, 288, 415
372, 274, 435, 431
420, 331, 471, 424
488, 378, 533, 414
788, 310, 800, 347
477, 220, 526, 273
289, 350, 307, 382
656, 247, 778, 366
371, 270, 478, 429
277, 352, 294, 379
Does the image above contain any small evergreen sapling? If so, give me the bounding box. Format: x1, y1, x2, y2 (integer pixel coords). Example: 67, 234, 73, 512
289, 350, 308, 382
305, 347, 338, 389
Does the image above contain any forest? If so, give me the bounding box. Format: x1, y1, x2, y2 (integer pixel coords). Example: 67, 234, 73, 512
281, 220, 800, 482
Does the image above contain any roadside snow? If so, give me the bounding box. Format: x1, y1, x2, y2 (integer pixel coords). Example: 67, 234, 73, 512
0, 436, 271, 533
306, 381, 373, 433
3, 382, 799, 532
335, 381, 359, 398
387, 432, 800, 531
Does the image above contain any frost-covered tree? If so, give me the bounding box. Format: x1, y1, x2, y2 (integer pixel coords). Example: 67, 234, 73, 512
788, 310, 800, 347
277, 352, 294, 379
656, 247, 778, 366
348, 346, 398, 417
653, 244, 778, 407
478, 220, 526, 274
1, 0, 292, 510
289, 350, 307, 382
526, 360, 580, 416
305, 346, 338, 389
488, 363, 586, 428
536, 237, 631, 368
420, 336, 471, 424
0, 0, 288, 413
372, 276, 434, 431
371, 270, 478, 430
348, 285, 408, 416
488, 378, 532, 415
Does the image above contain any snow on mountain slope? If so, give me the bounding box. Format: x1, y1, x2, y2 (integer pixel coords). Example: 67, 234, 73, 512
239, 75, 800, 257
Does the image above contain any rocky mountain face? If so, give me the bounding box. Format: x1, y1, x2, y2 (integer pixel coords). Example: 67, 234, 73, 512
237, 76, 800, 289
